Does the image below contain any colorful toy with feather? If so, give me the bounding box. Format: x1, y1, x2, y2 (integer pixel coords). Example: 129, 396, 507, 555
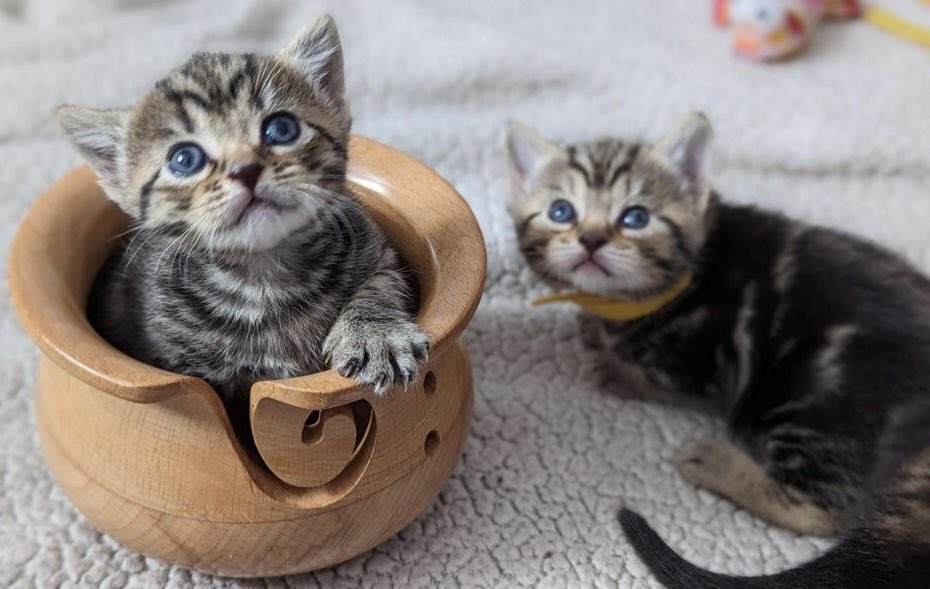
715, 0, 930, 61
713, 0, 863, 60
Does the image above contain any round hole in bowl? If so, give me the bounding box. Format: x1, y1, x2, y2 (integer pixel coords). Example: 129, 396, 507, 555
423, 371, 437, 395
424, 430, 440, 456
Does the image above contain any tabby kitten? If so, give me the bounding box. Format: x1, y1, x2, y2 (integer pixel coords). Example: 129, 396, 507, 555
507, 113, 930, 588
57, 16, 429, 432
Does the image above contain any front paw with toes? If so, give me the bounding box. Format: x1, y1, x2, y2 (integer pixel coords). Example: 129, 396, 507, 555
323, 320, 430, 395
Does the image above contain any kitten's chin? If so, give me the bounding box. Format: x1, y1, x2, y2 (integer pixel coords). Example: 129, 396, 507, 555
209, 208, 314, 252
554, 262, 658, 299
569, 270, 620, 297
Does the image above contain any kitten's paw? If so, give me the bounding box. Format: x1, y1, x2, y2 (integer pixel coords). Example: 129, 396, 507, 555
675, 439, 742, 493
324, 319, 430, 395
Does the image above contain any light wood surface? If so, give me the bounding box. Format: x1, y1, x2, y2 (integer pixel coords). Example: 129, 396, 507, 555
8, 136, 486, 577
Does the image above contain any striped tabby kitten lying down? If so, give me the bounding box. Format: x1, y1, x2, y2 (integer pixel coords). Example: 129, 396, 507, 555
507, 113, 930, 588
57, 16, 429, 433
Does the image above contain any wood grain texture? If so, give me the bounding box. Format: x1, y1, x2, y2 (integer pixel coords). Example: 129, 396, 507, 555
9, 135, 486, 577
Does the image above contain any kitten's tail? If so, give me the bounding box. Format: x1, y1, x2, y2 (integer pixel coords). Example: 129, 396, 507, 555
618, 508, 929, 589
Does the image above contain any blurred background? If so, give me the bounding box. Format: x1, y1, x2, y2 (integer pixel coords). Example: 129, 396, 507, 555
0, 1, 927, 587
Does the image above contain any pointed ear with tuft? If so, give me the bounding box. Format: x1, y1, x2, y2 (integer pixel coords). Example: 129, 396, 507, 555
505, 121, 562, 205
651, 112, 714, 204
57, 105, 129, 192
282, 15, 345, 103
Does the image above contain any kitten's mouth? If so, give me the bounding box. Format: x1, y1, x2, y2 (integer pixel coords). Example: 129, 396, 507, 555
233, 194, 297, 227
572, 258, 612, 276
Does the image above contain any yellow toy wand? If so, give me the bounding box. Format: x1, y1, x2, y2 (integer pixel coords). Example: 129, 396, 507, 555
864, 5, 930, 47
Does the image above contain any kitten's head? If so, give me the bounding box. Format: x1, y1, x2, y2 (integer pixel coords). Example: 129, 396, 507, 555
58, 15, 350, 253
506, 113, 716, 298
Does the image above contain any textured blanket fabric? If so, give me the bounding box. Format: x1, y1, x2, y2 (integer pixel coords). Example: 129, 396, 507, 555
1, 0, 928, 587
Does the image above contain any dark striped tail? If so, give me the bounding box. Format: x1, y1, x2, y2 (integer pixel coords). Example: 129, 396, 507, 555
618, 508, 929, 589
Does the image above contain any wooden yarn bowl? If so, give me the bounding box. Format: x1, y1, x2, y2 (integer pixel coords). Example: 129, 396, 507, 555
8, 136, 486, 577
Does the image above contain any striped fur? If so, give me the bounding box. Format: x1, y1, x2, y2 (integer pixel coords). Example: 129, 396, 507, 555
507, 114, 930, 587
57, 16, 428, 436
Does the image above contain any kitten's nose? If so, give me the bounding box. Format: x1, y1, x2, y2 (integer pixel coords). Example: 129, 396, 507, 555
229, 163, 263, 191
579, 233, 608, 253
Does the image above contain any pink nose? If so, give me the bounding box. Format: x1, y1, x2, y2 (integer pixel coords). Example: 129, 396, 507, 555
229, 163, 263, 191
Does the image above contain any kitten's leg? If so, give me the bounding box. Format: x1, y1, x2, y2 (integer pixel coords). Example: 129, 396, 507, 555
676, 438, 840, 536
581, 314, 682, 402
323, 250, 429, 395
602, 358, 680, 402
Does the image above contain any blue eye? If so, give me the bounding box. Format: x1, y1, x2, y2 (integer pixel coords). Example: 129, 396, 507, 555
548, 199, 576, 223
168, 143, 207, 176
620, 206, 650, 229
262, 113, 300, 145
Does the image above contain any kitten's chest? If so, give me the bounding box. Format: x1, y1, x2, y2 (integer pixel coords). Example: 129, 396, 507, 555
152, 266, 347, 380
588, 302, 730, 400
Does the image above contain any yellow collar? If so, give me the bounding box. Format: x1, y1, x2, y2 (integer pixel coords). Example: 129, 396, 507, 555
532, 273, 693, 321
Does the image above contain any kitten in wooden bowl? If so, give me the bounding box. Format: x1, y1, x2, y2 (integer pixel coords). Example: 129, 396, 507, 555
57, 16, 429, 433
506, 113, 930, 588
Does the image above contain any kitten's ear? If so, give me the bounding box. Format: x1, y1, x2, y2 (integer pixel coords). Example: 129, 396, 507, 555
57, 105, 128, 191
651, 112, 713, 203
506, 121, 561, 202
282, 15, 345, 101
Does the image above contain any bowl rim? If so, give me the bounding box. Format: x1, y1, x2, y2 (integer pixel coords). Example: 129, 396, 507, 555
9, 135, 486, 408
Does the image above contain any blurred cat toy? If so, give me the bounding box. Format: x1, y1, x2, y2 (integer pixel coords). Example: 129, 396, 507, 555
715, 0, 930, 61
713, 0, 863, 60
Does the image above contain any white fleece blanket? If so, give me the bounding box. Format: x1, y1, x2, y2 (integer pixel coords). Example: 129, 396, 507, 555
1, 0, 929, 587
